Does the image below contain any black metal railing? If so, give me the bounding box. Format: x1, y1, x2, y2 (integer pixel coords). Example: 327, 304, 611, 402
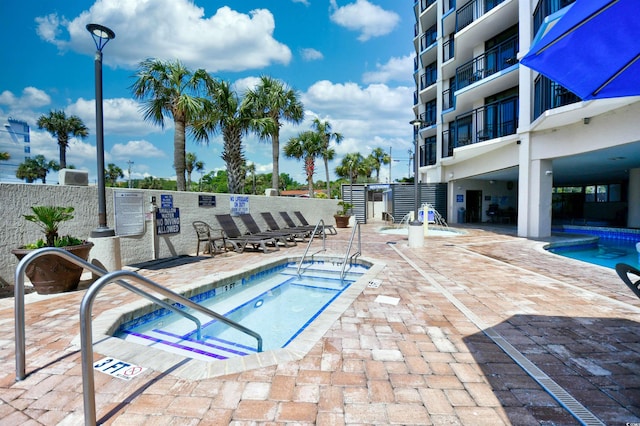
442, 96, 518, 157
421, 62, 437, 89
443, 36, 455, 62
420, 136, 437, 166
456, 0, 507, 32
414, 55, 419, 71
533, 75, 581, 120
420, 101, 437, 127
442, 87, 455, 110
413, 90, 419, 106
420, 25, 438, 51
533, 0, 575, 35
455, 35, 518, 90
444, 0, 456, 14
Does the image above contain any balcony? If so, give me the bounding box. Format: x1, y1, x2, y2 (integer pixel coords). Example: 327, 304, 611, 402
420, 25, 438, 52
533, 0, 575, 35
456, 0, 507, 32
455, 35, 518, 91
442, 96, 518, 158
533, 75, 581, 120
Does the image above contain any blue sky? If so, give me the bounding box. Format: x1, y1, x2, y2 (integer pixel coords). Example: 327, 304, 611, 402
0, 0, 416, 186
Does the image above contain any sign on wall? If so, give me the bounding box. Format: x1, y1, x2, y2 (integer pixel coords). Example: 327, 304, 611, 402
156, 207, 180, 235
198, 194, 216, 207
230, 195, 249, 216
113, 191, 145, 236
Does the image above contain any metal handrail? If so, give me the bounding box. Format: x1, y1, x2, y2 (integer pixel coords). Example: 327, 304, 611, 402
13, 247, 264, 425
296, 219, 327, 276
340, 222, 362, 280
79, 269, 264, 425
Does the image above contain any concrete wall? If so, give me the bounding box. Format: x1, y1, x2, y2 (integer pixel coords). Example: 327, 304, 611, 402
1, 183, 339, 285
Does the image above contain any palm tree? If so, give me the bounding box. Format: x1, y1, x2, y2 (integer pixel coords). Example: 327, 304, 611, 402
246, 162, 257, 194
36, 110, 88, 169
185, 152, 204, 191
284, 130, 323, 197
130, 59, 212, 191
369, 147, 391, 183
0, 152, 9, 161
105, 163, 124, 187
311, 118, 343, 197
245, 76, 304, 194
16, 155, 59, 183
335, 153, 366, 183
192, 79, 275, 194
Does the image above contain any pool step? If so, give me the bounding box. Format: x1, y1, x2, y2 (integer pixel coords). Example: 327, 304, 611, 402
121, 329, 257, 362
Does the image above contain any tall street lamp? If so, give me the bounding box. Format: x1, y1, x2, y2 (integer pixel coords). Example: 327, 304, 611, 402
87, 23, 115, 238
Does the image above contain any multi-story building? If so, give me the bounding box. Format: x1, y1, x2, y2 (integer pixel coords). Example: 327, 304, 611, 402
412, 0, 640, 238
0, 118, 31, 182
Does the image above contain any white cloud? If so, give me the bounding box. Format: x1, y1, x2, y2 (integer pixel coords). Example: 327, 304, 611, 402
301, 48, 323, 61
111, 140, 166, 159
0, 87, 51, 116
363, 53, 413, 84
292, 0, 310, 5
330, 0, 399, 41
36, 1, 292, 72
66, 97, 163, 136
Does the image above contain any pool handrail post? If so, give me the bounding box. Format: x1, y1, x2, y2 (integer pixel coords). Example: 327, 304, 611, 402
340, 221, 362, 280
296, 219, 327, 276
14, 248, 205, 381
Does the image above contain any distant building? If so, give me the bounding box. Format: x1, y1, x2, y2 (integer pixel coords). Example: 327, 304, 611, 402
0, 118, 30, 182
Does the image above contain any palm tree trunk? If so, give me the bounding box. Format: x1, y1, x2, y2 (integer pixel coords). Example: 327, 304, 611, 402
58, 137, 67, 169
324, 158, 331, 197
223, 128, 245, 194
271, 132, 279, 194
174, 118, 187, 191
306, 156, 314, 197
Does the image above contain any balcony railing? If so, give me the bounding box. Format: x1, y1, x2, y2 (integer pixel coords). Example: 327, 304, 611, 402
420, 0, 436, 12
455, 35, 518, 90
420, 137, 437, 167
420, 25, 438, 51
533, 75, 581, 120
533, 0, 575, 35
420, 102, 437, 127
421, 63, 437, 90
457, 0, 507, 32
442, 96, 518, 158
442, 87, 455, 110
443, 36, 455, 62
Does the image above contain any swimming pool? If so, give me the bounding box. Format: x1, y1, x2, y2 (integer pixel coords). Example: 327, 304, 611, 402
547, 227, 640, 269
378, 225, 463, 237
113, 260, 370, 362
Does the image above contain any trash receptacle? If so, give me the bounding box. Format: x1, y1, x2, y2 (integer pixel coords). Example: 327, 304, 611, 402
457, 207, 466, 223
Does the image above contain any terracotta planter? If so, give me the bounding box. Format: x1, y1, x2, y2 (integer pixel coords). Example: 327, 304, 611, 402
12, 242, 94, 295
334, 215, 351, 228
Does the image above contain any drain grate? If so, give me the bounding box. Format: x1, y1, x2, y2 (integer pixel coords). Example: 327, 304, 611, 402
368, 279, 382, 288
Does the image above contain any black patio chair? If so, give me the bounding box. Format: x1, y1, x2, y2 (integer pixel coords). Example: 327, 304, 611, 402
260, 212, 312, 239
192, 221, 228, 256
615, 263, 640, 300
293, 211, 337, 235
238, 213, 298, 247
215, 214, 279, 253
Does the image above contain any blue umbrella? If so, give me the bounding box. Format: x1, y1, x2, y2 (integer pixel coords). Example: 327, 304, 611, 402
520, 0, 640, 100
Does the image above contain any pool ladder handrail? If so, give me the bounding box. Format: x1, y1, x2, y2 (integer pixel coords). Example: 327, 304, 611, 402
14, 247, 263, 426
296, 219, 327, 276
340, 221, 362, 280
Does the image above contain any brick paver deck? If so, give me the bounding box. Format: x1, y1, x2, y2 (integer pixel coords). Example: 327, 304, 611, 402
1, 221, 638, 425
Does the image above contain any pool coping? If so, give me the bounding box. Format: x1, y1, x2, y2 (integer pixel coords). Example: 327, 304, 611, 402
72, 254, 386, 380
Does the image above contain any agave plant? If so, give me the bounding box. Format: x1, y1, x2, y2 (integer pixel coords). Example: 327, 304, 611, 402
23, 206, 83, 248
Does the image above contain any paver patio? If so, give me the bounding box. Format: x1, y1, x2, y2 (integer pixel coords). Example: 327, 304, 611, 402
0, 221, 638, 425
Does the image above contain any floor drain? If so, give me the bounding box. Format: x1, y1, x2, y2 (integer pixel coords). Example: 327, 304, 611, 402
368, 279, 382, 288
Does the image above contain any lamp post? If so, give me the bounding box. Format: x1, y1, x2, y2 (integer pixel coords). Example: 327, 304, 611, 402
407, 118, 424, 247
87, 23, 115, 238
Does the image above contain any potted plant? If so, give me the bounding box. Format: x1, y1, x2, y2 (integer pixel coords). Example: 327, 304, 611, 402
334, 201, 353, 228
11, 206, 93, 295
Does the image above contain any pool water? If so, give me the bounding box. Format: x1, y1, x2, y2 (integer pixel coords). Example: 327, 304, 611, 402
548, 237, 640, 270
115, 261, 368, 360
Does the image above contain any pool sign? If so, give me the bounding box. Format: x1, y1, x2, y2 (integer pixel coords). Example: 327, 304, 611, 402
160, 194, 173, 208
156, 207, 180, 235
230, 195, 249, 216
94, 357, 147, 381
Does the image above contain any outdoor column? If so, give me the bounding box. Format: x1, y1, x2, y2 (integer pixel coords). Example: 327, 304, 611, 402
522, 158, 553, 238
628, 168, 640, 228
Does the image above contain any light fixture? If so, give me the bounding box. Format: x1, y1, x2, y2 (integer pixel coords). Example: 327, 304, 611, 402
583, 117, 590, 124
87, 23, 116, 238
545, 170, 553, 176
449, 172, 454, 179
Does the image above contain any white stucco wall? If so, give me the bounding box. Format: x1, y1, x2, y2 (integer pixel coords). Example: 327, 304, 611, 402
1, 183, 339, 285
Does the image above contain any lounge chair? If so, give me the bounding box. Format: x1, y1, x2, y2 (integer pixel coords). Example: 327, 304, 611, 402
215, 214, 279, 253
615, 263, 640, 299
279, 211, 324, 236
261, 212, 312, 238
192, 221, 228, 256
238, 213, 298, 247
294, 211, 337, 235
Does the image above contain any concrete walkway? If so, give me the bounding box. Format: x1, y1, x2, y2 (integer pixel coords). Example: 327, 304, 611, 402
0, 221, 638, 425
